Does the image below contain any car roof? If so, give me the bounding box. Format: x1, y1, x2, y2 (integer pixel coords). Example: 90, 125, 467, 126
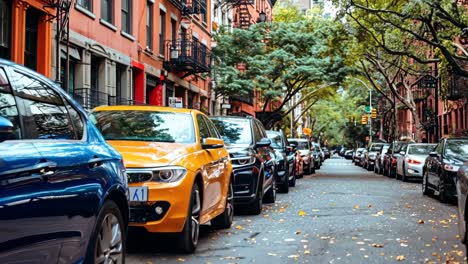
288, 138, 308, 142
93, 105, 201, 114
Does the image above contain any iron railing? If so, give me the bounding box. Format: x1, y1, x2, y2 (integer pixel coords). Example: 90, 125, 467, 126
167, 0, 206, 15
447, 73, 468, 100
164, 39, 211, 74
73, 88, 144, 111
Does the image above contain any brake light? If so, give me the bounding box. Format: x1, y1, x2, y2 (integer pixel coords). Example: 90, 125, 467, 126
406, 159, 421, 165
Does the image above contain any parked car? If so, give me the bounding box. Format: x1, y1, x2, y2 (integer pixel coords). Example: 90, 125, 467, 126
288, 138, 315, 174
364, 143, 385, 171
383, 140, 414, 177
267, 130, 296, 192
375, 144, 390, 174
344, 149, 354, 160
353, 148, 365, 165
423, 137, 468, 203
359, 149, 369, 167
292, 144, 305, 178
92, 106, 233, 253
323, 147, 331, 159
0, 59, 129, 263
312, 142, 324, 166
456, 161, 468, 252
396, 143, 436, 181
211, 116, 276, 215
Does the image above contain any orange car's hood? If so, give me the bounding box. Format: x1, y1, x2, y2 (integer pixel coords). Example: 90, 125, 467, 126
107, 140, 196, 168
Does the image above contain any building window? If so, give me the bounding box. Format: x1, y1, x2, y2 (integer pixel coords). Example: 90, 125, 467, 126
101, 0, 113, 23
121, 0, 131, 33
159, 10, 166, 55
202, 0, 207, 23
146, 2, 153, 49
25, 8, 41, 71
171, 18, 177, 45
0, 0, 11, 60
77, 0, 93, 11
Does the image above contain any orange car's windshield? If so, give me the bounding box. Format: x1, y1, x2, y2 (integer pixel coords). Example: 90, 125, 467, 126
91, 110, 195, 143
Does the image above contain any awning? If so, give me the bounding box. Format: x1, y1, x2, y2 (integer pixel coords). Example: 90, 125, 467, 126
60, 45, 81, 61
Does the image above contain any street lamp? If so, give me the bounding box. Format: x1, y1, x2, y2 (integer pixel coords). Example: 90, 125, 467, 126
353, 78, 373, 145
259, 11, 267, 23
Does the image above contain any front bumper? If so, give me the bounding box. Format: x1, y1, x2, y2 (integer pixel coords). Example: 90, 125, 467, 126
232, 164, 259, 206
126, 171, 193, 233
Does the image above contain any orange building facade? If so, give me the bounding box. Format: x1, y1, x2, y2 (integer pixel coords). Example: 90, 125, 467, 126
50, 0, 212, 111
0, 0, 54, 77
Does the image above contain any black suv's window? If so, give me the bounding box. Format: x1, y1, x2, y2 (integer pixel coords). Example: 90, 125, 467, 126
10, 70, 76, 140
211, 118, 251, 145
252, 121, 263, 143
0, 68, 21, 139
445, 139, 468, 160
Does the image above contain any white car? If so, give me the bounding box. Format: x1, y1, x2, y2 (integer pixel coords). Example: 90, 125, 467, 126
396, 143, 437, 181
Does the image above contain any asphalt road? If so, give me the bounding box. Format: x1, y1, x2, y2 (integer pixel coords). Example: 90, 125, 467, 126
127, 157, 466, 263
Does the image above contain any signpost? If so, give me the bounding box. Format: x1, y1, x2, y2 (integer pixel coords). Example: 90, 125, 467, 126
169, 97, 183, 108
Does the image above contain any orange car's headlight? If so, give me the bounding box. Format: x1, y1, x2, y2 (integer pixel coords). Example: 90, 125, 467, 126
152, 166, 187, 183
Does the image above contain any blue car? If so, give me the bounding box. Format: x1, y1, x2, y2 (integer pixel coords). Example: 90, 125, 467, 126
0, 59, 129, 263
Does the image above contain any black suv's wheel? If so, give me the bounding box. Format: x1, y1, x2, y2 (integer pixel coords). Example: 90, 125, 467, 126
289, 171, 296, 187
278, 170, 289, 193
86, 200, 125, 264
439, 175, 450, 203
212, 180, 234, 229
178, 184, 201, 253
263, 177, 276, 204
422, 170, 433, 196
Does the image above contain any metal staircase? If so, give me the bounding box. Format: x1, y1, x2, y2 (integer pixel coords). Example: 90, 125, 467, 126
237, 0, 252, 29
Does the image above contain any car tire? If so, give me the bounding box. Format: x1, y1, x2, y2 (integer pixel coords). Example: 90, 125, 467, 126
85, 200, 125, 264
248, 180, 263, 215
439, 175, 450, 203
422, 170, 433, 196
278, 172, 289, 193
178, 183, 201, 253
263, 177, 276, 204
309, 163, 315, 174
402, 166, 408, 182
289, 171, 296, 187
211, 180, 234, 229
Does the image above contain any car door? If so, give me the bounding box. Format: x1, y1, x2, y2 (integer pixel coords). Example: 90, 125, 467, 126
7, 68, 119, 263
0, 67, 63, 263
196, 114, 225, 214
254, 121, 273, 192
397, 145, 407, 175
427, 141, 444, 187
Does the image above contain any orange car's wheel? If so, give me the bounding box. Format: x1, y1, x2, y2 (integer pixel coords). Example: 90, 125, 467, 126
178, 183, 201, 253
211, 180, 234, 229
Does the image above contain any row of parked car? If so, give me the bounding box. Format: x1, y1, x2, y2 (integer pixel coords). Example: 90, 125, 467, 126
0, 59, 329, 262
349, 138, 468, 250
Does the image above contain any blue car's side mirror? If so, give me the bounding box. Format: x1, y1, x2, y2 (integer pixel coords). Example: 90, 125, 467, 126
0, 116, 14, 142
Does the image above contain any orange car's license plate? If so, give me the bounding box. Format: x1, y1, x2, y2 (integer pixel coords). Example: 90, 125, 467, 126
129, 186, 148, 202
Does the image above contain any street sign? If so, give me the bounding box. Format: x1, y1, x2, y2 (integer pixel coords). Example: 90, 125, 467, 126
221, 103, 231, 109
417, 75, 438, 89
169, 97, 183, 108
365, 106, 371, 113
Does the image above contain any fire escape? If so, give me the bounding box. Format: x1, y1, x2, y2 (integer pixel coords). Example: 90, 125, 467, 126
163, 0, 212, 78
236, 0, 253, 29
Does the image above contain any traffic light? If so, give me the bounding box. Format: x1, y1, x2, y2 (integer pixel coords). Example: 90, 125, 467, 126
361, 115, 368, 125
371, 108, 377, 119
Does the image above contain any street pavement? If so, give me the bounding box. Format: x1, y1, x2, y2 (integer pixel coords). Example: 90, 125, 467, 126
127, 157, 466, 263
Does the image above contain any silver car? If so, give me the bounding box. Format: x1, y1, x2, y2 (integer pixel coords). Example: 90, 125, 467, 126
396, 143, 436, 181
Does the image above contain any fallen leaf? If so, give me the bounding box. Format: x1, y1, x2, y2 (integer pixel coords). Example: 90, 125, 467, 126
356, 241, 365, 245
267, 253, 277, 256
298, 210, 306, 217
279, 207, 286, 213
177, 258, 185, 262
288, 255, 300, 258
235, 225, 243, 230
405, 204, 412, 208
351, 236, 358, 240
370, 243, 384, 248
440, 220, 449, 225
295, 231, 301, 235
418, 219, 425, 224
400, 243, 408, 247
368, 204, 373, 208
353, 205, 360, 209
304, 250, 311, 254
395, 255, 406, 261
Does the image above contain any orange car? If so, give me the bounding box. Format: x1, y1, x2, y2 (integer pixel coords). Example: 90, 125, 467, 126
90, 106, 233, 253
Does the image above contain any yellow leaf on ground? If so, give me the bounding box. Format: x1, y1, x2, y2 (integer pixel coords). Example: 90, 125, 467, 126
298, 210, 306, 217
405, 204, 411, 208
235, 225, 243, 230
418, 219, 425, 224
440, 220, 449, 224
353, 205, 360, 209
177, 258, 185, 262
279, 207, 286, 213
370, 243, 384, 248
395, 255, 406, 261
304, 250, 311, 254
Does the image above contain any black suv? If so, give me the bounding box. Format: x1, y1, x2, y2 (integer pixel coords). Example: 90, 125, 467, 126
211, 116, 276, 215
267, 130, 296, 193
423, 137, 468, 202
